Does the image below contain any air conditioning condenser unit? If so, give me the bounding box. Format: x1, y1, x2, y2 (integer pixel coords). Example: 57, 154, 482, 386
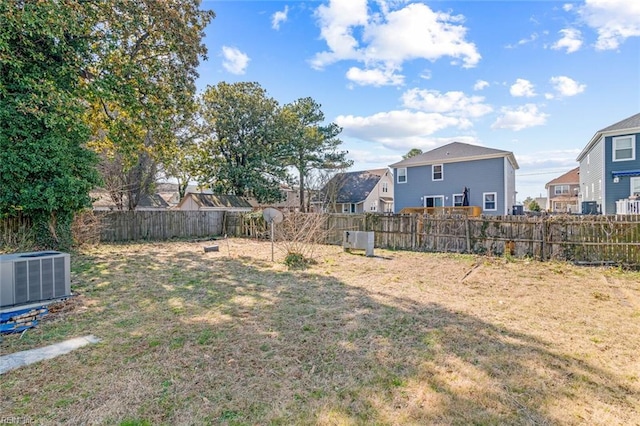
0, 251, 71, 309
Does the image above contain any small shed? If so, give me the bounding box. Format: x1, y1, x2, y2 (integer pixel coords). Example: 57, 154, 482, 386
176, 193, 253, 212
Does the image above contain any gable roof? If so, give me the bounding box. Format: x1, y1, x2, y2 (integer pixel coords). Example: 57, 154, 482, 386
91, 190, 169, 210
577, 112, 640, 161
390, 142, 519, 169
545, 167, 579, 188
320, 169, 388, 204
177, 193, 253, 209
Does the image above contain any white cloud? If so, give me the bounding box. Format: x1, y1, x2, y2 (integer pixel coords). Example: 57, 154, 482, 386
401, 88, 493, 118
221, 46, 250, 74
312, 1, 481, 86
550, 76, 586, 97
579, 0, 640, 50
473, 80, 489, 91
563, 3, 574, 12
492, 104, 548, 131
505, 33, 539, 49
510, 79, 536, 97
272, 6, 289, 30
335, 110, 471, 149
346, 66, 404, 87
551, 28, 583, 53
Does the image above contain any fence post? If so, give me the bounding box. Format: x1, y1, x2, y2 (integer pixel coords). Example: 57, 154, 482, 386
465, 216, 471, 253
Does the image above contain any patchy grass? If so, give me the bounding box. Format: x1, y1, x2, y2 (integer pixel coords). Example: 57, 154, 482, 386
1, 239, 639, 425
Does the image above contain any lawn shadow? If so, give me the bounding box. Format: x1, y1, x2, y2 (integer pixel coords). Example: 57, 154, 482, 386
2, 244, 637, 425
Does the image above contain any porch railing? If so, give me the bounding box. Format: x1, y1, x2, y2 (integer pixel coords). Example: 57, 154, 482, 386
616, 199, 640, 215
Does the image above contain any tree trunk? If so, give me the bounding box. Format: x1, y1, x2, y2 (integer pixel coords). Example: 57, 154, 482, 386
299, 169, 306, 213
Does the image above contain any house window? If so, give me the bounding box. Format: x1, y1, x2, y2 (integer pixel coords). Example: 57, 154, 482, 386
631, 177, 640, 196
342, 204, 349, 213
453, 194, 464, 207
370, 203, 377, 211
613, 135, 635, 161
397, 168, 407, 183
350, 203, 356, 213
382, 182, 388, 193
423, 196, 444, 208
555, 185, 569, 195
483, 192, 497, 211
432, 164, 443, 181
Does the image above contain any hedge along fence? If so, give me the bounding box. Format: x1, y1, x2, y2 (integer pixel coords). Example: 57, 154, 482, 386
238, 212, 640, 268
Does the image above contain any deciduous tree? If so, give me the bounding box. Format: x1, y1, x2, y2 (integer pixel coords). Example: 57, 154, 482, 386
84, 0, 214, 209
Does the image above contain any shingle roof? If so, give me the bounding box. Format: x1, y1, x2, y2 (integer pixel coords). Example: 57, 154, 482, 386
577, 112, 640, 161
187, 193, 253, 208
390, 142, 518, 169
91, 190, 169, 209
545, 167, 579, 188
598, 112, 640, 133
321, 169, 387, 204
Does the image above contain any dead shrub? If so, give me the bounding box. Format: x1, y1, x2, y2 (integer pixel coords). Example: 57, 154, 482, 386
276, 213, 331, 268
72, 210, 102, 247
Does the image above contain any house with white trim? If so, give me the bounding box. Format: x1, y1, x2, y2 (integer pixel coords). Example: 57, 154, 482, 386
576, 112, 640, 215
390, 142, 519, 215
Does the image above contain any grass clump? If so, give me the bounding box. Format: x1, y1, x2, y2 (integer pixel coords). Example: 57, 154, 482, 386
284, 252, 310, 270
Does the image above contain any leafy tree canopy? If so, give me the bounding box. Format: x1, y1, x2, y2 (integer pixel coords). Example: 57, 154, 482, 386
198, 82, 289, 203
0, 0, 101, 248
402, 148, 423, 160
280, 97, 352, 212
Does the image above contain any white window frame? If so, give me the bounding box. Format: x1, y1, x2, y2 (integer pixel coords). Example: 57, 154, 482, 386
397, 168, 407, 183
554, 185, 569, 195
483, 192, 497, 211
370, 202, 377, 211
452, 193, 464, 207
432, 164, 443, 181
382, 182, 388, 193
631, 177, 640, 196
342, 204, 349, 213
423, 195, 444, 208
613, 135, 635, 162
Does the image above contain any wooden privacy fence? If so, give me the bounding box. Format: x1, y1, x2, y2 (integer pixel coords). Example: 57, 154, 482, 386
238, 212, 640, 267
3, 211, 640, 266
96, 210, 225, 242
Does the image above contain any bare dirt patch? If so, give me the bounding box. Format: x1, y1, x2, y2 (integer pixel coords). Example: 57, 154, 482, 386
1, 239, 639, 425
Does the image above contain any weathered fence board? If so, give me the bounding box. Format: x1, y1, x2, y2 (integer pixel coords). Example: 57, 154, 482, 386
232, 212, 640, 268
96, 211, 224, 242
3, 211, 640, 267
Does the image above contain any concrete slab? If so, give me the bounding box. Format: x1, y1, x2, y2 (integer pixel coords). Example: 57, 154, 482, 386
0, 335, 100, 375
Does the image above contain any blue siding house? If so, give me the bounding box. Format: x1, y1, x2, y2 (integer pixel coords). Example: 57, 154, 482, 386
576, 112, 640, 215
390, 142, 519, 215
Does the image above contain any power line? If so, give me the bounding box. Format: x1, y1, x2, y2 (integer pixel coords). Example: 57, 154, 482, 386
518, 169, 574, 177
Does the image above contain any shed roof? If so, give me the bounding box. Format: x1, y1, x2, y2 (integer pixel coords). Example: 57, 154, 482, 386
179, 193, 253, 209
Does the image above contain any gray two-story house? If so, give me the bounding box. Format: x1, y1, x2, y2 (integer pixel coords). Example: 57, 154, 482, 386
576, 112, 640, 215
390, 142, 519, 215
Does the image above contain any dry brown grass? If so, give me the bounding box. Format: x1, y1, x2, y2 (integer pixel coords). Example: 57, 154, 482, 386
1, 239, 639, 425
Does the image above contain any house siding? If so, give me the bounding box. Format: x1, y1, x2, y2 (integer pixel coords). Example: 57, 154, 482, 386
504, 157, 517, 214
580, 136, 605, 213
604, 132, 640, 214
394, 157, 510, 215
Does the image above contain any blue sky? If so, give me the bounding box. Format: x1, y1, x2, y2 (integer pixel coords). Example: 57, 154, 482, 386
197, 0, 640, 201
